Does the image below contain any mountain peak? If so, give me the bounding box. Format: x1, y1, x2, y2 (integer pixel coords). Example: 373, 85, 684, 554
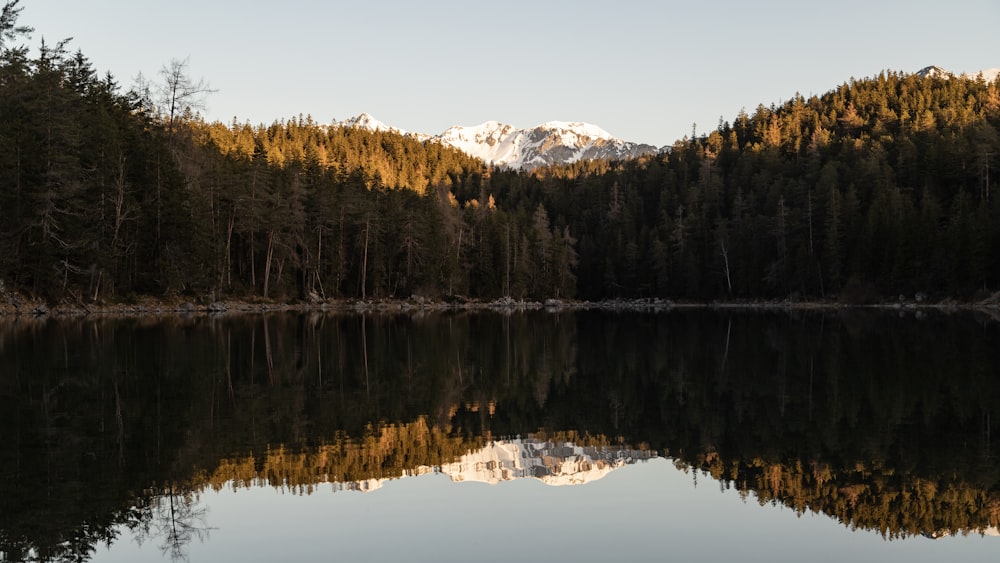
431, 119, 658, 169
334, 113, 404, 135
333, 115, 660, 170
915, 65, 1000, 82
916, 65, 951, 78
439, 438, 655, 486
437, 119, 658, 169
536, 121, 615, 141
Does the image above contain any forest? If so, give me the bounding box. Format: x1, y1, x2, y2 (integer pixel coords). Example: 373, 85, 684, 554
1, 1, 999, 304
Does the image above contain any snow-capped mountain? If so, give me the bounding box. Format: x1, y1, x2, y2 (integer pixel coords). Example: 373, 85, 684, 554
333, 114, 660, 170
915, 65, 951, 78
333, 112, 406, 135
434, 120, 659, 169
916, 65, 1000, 82
312, 438, 655, 493
438, 438, 655, 486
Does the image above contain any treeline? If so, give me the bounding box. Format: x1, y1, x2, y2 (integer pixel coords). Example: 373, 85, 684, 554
515, 71, 1000, 300
684, 452, 1000, 540
0, 1, 579, 302
2, 0, 999, 302
175, 118, 580, 300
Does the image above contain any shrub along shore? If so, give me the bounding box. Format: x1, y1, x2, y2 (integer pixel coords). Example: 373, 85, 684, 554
2, 289, 999, 318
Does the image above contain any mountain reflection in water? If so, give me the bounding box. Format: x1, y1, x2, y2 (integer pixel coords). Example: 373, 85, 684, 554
440, 437, 654, 486
215, 435, 654, 494
1, 309, 1000, 561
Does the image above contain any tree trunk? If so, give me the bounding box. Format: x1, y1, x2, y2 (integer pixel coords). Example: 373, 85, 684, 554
263, 229, 274, 297
360, 218, 369, 299
720, 238, 732, 294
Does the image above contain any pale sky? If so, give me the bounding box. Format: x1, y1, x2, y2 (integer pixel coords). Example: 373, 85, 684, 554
19, 0, 1000, 147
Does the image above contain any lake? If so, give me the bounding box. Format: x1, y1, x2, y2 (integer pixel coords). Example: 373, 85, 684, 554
2, 308, 999, 562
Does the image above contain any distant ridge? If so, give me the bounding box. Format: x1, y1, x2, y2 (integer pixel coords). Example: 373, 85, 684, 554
915, 65, 951, 78
333, 112, 403, 134
334, 65, 998, 169
322, 438, 655, 492
333, 114, 661, 170
915, 65, 1000, 82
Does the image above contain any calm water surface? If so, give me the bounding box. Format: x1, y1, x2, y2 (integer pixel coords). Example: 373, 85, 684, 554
2, 309, 999, 562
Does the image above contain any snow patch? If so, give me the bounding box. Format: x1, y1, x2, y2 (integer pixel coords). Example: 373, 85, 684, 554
963, 68, 1000, 82
333, 112, 406, 135
438, 438, 655, 486
915, 65, 1000, 82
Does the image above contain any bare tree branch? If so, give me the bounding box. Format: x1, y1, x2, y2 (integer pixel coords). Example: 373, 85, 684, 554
157, 57, 216, 135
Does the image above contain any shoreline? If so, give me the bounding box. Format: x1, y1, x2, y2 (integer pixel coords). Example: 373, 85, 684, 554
2, 292, 1000, 319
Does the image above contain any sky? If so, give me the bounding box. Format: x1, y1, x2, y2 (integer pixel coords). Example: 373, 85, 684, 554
19, 0, 1000, 147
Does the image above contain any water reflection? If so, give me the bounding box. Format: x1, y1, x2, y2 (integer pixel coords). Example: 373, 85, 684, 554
440, 437, 654, 486
130, 487, 212, 561
1, 309, 999, 561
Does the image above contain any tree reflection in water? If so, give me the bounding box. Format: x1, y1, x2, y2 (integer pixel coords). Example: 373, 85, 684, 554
130, 486, 212, 562
1, 309, 999, 560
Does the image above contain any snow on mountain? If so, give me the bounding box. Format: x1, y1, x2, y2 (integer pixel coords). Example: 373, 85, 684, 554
434, 121, 521, 164
336, 63, 1000, 170
333, 112, 406, 135
924, 526, 1000, 540
438, 438, 655, 486
915, 65, 951, 78
434, 120, 659, 170
312, 438, 655, 492
333, 113, 660, 170
915, 65, 1000, 82
965, 68, 1000, 82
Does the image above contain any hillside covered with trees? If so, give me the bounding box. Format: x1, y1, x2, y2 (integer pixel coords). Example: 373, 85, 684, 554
1, 0, 999, 304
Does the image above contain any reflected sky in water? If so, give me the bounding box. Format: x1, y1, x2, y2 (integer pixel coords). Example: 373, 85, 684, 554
4, 310, 1000, 562
93, 457, 996, 563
